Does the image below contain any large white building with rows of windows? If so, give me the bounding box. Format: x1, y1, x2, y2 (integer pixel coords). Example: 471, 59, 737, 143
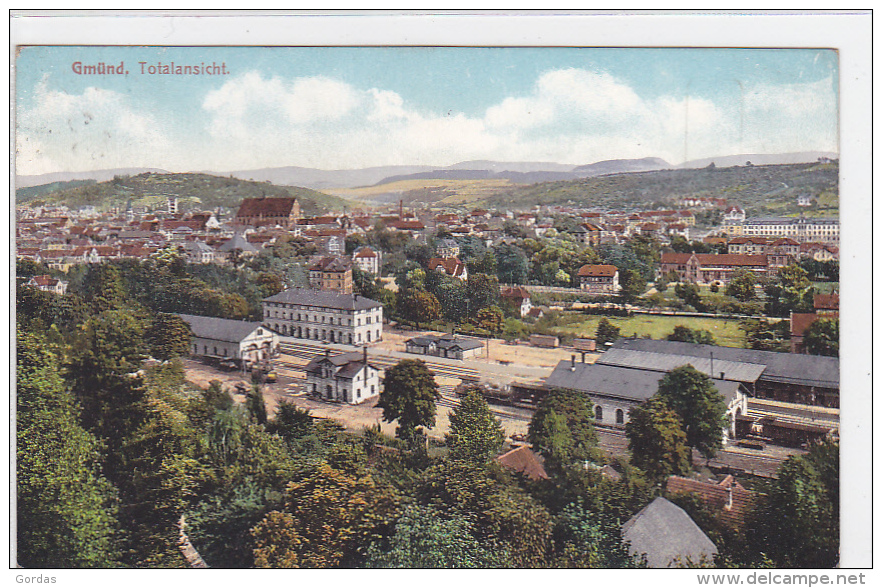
741, 216, 839, 244
262, 288, 383, 345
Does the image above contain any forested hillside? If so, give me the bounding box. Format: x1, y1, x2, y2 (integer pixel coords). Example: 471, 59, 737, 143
17, 172, 355, 216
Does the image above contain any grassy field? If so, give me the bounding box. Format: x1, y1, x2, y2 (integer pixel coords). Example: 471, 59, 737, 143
327, 178, 514, 204
549, 314, 747, 348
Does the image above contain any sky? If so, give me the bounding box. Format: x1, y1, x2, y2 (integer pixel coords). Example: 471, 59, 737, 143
14, 46, 839, 176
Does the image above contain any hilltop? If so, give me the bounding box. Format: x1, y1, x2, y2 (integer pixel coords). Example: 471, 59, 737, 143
16, 172, 356, 215
481, 161, 839, 215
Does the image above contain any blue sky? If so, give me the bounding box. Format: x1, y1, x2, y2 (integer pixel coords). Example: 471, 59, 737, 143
15, 46, 839, 175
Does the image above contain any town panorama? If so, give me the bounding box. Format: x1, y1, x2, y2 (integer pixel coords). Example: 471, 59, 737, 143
15, 44, 843, 572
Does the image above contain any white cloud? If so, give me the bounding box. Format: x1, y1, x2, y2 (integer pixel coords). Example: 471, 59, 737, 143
18, 68, 839, 176
16, 76, 171, 175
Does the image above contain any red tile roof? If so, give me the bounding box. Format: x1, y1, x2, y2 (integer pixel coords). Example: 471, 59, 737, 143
577, 264, 618, 277
666, 475, 756, 529
813, 293, 839, 311
495, 446, 549, 480
428, 257, 466, 277
236, 197, 299, 218
501, 286, 531, 299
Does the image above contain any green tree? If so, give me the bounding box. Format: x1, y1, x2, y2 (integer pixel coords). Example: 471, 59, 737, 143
748, 440, 839, 568
551, 503, 642, 568
365, 504, 499, 568
595, 317, 621, 346
16, 328, 119, 568
255, 272, 284, 298
377, 359, 441, 441
764, 264, 813, 317
79, 263, 129, 312
466, 273, 500, 311
528, 390, 598, 472
246, 383, 268, 425
67, 309, 150, 444
625, 397, 691, 481
471, 305, 504, 334
396, 289, 441, 327
656, 366, 728, 461
803, 318, 839, 357
445, 388, 505, 463
618, 268, 647, 301
725, 269, 758, 301
675, 282, 703, 310
495, 242, 530, 284
666, 325, 716, 345
146, 312, 193, 361
251, 463, 399, 568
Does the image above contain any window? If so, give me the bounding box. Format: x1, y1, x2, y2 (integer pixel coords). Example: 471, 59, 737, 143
595, 405, 603, 421
616, 409, 624, 424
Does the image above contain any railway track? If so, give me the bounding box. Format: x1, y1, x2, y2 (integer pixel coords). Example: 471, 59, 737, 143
277, 341, 481, 381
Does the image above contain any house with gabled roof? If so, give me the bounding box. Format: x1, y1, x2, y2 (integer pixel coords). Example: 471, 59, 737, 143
577, 264, 620, 295
666, 475, 757, 531
500, 286, 532, 317
494, 445, 549, 481
178, 313, 278, 367
304, 348, 380, 404
25, 274, 68, 295
427, 257, 468, 281
622, 497, 718, 568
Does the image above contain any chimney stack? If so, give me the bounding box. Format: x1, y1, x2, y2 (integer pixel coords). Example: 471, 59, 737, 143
726, 485, 733, 509
363, 345, 368, 365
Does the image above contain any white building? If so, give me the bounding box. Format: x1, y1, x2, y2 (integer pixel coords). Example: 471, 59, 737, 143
262, 288, 383, 345
25, 274, 68, 295
352, 246, 381, 275
304, 348, 381, 404
179, 313, 278, 367
742, 216, 839, 244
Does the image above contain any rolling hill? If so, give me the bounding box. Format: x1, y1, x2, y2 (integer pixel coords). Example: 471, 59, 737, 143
481, 161, 839, 214
17, 172, 356, 215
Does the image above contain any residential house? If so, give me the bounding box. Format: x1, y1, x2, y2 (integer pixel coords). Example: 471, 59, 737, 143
308, 256, 353, 294
577, 264, 620, 295
622, 497, 718, 568
25, 274, 68, 295
790, 293, 839, 354
666, 475, 757, 531
500, 286, 532, 317
352, 246, 381, 275
435, 238, 461, 259
494, 445, 549, 481
427, 257, 468, 281
572, 223, 602, 246
304, 348, 380, 405
262, 289, 383, 345
217, 233, 259, 262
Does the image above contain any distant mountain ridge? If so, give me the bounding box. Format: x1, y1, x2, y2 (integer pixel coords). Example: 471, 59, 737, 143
17, 152, 837, 192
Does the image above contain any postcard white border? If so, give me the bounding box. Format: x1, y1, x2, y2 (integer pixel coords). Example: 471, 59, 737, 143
7, 9, 873, 579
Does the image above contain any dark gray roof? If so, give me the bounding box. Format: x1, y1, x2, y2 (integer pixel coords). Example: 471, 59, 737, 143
177, 314, 267, 343
305, 351, 377, 378
610, 339, 839, 389
545, 361, 741, 404
622, 497, 718, 568
263, 288, 382, 310
405, 333, 483, 351
597, 348, 766, 384
218, 234, 258, 253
